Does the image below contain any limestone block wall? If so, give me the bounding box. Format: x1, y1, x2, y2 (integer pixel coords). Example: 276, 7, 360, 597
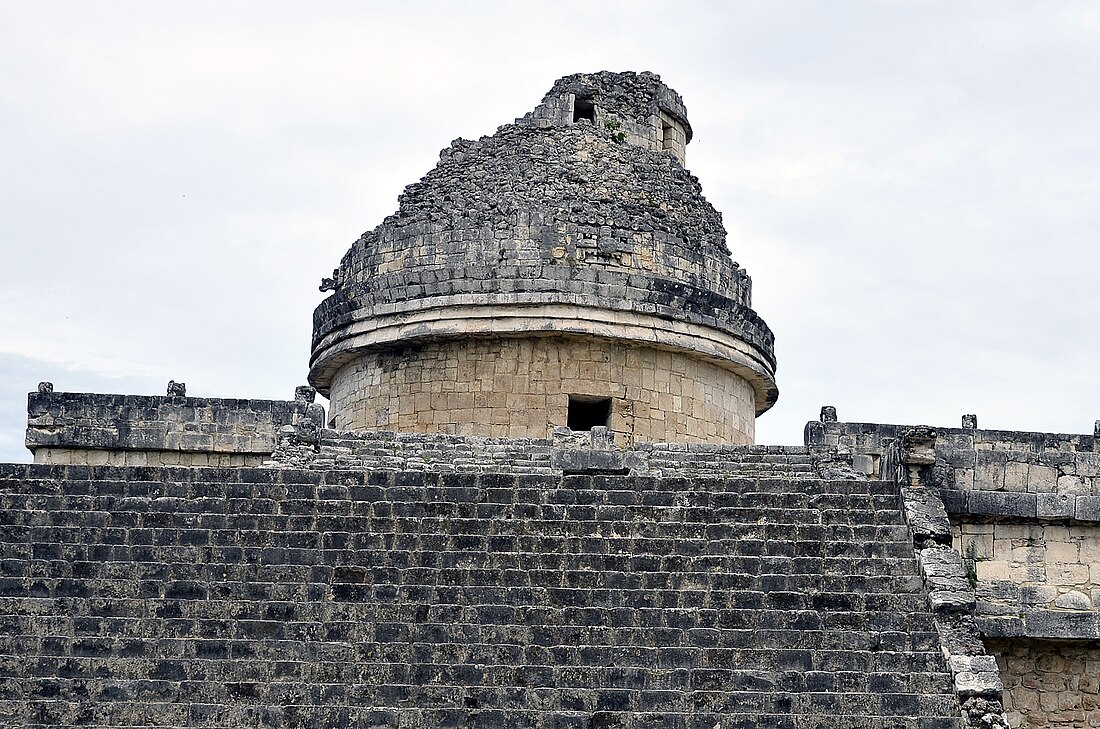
806, 420, 1098, 490
808, 421, 1100, 618
955, 523, 1100, 612
328, 336, 756, 445
986, 639, 1100, 729
265, 427, 814, 478
29, 447, 256, 467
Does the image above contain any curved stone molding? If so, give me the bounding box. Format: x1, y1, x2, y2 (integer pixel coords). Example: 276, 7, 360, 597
311, 301, 777, 416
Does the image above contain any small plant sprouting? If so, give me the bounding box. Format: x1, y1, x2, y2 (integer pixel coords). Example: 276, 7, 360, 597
963, 541, 986, 590
604, 120, 626, 144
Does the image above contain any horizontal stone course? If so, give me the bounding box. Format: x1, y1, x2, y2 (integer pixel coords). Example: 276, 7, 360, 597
268, 429, 829, 480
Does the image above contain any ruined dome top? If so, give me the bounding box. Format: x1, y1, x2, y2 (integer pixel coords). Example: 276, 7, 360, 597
310, 72, 777, 414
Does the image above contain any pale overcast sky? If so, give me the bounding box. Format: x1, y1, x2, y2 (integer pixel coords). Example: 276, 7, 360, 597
2, 1, 1098, 461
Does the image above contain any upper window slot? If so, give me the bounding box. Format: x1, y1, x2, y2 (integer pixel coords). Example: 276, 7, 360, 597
573, 96, 595, 123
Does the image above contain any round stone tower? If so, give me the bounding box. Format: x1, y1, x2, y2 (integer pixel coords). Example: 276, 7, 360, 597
309, 71, 777, 445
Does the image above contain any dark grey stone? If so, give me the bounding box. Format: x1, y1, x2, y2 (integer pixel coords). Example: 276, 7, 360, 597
966, 490, 1036, 518
1036, 492, 1075, 519
1074, 496, 1100, 521
1022, 610, 1100, 639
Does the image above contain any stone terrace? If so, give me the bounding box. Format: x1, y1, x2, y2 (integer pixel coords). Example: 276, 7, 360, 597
0, 451, 966, 728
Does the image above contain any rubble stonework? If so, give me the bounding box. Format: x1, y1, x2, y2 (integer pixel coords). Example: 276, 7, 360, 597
987, 639, 1100, 728
309, 71, 777, 445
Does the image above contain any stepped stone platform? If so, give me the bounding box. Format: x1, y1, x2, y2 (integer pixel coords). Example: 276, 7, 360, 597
0, 445, 968, 728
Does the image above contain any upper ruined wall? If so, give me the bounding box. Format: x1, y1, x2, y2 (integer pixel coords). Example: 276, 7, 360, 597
518, 70, 692, 163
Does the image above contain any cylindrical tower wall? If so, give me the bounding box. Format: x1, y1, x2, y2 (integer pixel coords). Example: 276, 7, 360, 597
328, 336, 756, 445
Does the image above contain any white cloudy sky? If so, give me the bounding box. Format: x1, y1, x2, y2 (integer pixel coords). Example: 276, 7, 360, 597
2, 1, 1098, 461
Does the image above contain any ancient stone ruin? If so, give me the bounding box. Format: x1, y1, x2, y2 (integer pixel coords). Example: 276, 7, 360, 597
4, 71, 1097, 729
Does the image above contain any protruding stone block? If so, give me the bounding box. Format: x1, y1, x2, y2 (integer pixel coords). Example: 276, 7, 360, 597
950, 655, 1004, 698
820, 405, 837, 423
167, 380, 186, 397
919, 546, 976, 612
295, 385, 317, 404
1074, 496, 1100, 521
902, 488, 953, 544
900, 426, 937, 466
1054, 590, 1091, 611
961, 414, 978, 430
37, 381, 54, 394
1036, 492, 1075, 519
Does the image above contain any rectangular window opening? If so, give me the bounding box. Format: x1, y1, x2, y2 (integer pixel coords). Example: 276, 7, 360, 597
661, 120, 675, 151
573, 96, 596, 124
567, 395, 611, 431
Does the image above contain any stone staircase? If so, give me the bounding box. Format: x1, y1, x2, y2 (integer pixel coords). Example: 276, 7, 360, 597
0, 454, 965, 728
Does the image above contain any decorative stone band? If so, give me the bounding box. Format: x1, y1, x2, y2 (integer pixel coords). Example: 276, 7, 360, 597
940, 488, 1100, 521
313, 275, 772, 356
309, 300, 778, 415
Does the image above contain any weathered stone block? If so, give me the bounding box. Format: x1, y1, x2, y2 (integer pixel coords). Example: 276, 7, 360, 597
1058, 475, 1089, 496
968, 490, 1036, 518
1023, 610, 1100, 640
1036, 492, 1075, 519
1053, 590, 1091, 610
1075, 496, 1100, 521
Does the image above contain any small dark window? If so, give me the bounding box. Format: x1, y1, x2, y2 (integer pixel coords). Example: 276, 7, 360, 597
568, 396, 611, 431
573, 96, 595, 123
661, 120, 675, 150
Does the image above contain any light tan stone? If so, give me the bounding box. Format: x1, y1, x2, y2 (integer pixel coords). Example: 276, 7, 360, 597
977, 560, 1014, 581
328, 336, 757, 445
1046, 541, 1080, 564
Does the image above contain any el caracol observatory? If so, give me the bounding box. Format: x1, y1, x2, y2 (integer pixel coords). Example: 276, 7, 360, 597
12, 72, 1100, 729
309, 71, 778, 445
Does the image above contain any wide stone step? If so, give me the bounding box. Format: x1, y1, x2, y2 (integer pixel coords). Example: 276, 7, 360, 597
1, 549, 924, 576
3, 683, 965, 721
2, 506, 907, 534
2, 465, 899, 495
1, 704, 966, 729
8, 536, 921, 567
1, 572, 927, 602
